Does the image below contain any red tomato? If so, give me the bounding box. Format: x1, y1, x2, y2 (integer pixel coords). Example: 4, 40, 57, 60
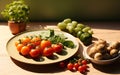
31, 37, 41, 46
78, 65, 85, 73
81, 60, 87, 65
43, 47, 54, 57
52, 44, 63, 53
16, 44, 24, 52
35, 45, 41, 50
21, 37, 31, 45
21, 46, 30, 56
74, 63, 80, 70
35, 46, 43, 54
29, 49, 40, 58
40, 40, 51, 50
67, 63, 74, 70
27, 43, 36, 49
82, 64, 87, 71
59, 61, 66, 68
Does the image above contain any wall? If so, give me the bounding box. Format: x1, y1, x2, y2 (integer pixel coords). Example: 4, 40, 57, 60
0, 0, 120, 22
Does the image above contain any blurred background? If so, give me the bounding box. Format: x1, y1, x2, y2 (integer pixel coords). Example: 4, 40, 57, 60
0, 0, 120, 22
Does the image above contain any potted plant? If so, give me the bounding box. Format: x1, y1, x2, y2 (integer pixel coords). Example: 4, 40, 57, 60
1, 0, 30, 35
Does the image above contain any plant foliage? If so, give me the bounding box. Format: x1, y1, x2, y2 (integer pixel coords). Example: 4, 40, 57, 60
1, 0, 30, 23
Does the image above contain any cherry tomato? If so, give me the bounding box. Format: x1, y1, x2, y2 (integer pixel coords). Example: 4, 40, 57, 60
21, 37, 31, 45
31, 37, 41, 46
81, 60, 87, 65
74, 63, 80, 70
21, 46, 30, 56
35, 45, 41, 50
16, 44, 24, 52
29, 49, 40, 58
27, 43, 36, 49
35, 46, 43, 54
59, 61, 66, 68
52, 44, 63, 53
15, 40, 20, 46
82, 64, 87, 71
67, 63, 74, 70
43, 47, 54, 57
78, 65, 85, 73
40, 40, 51, 50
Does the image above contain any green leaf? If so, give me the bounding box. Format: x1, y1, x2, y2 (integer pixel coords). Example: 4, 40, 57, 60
49, 29, 54, 37
63, 40, 75, 48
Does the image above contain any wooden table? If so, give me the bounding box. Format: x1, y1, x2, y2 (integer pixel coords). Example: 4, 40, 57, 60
0, 22, 120, 75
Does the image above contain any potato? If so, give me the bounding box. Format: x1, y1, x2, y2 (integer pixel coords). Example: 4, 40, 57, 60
96, 44, 106, 53
88, 46, 97, 58
106, 46, 112, 52
94, 52, 103, 60
110, 49, 119, 57
109, 41, 120, 49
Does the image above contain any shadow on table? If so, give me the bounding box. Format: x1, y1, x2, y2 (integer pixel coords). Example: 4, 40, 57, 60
11, 57, 66, 73
91, 58, 120, 74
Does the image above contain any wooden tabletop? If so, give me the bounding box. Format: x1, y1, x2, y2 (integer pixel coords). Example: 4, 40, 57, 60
0, 22, 120, 75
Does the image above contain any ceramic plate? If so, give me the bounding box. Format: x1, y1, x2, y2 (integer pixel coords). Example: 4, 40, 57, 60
6, 30, 79, 65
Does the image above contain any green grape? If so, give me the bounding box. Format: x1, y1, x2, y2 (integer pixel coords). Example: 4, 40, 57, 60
82, 26, 91, 33
72, 21, 78, 28
88, 30, 93, 34
57, 22, 67, 30
63, 18, 71, 24
68, 26, 74, 33
74, 27, 82, 33
66, 23, 72, 30
66, 23, 75, 33
77, 31, 83, 38
77, 23, 85, 29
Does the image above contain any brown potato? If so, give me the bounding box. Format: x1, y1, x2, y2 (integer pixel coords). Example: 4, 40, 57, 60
109, 41, 120, 49
110, 49, 119, 57
96, 44, 106, 53
88, 46, 97, 58
94, 52, 103, 60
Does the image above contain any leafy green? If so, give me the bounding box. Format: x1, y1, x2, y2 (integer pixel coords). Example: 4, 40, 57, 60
63, 40, 75, 48
49, 29, 54, 37
1, 0, 29, 22
43, 30, 75, 48
48, 35, 65, 44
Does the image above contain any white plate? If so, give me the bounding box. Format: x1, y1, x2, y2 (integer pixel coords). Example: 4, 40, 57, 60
6, 30, 79, 65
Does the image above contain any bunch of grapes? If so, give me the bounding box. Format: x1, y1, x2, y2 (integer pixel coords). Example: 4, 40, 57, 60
57, 18, 93, 46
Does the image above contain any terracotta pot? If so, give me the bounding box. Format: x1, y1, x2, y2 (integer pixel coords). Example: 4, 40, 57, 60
8, 21, 26, 35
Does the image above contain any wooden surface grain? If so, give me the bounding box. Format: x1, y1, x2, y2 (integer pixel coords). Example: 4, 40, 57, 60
0, 22, 120, 75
